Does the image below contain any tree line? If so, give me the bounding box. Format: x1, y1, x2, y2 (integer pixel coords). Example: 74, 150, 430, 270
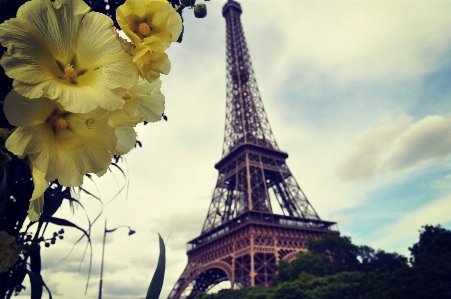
197, 225, 451, 299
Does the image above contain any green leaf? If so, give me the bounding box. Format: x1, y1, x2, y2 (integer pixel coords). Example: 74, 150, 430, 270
41, 184, 67, 221
29, 243, 41, 274
27, 269, 53, 299
146, 234, 166, 299
177, 24, 184, 43
49, 217, 91, 242
42, 278, 53, 299
27, 270, 43, 299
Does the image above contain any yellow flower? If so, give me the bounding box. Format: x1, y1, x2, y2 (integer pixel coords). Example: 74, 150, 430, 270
0, 0, 138, 113
0, 231, 21, 273
109, 79, 165, 127
118, 36, 171, 82
5, 91, 137, 220
117, 0, 182, 49
132, 43, 171, 82
4, 90, 136, 188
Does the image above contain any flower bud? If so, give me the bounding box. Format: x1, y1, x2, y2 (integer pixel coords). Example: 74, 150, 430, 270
194, 4, 207, 18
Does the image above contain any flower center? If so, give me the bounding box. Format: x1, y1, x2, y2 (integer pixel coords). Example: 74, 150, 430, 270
47, 110, 69, 131
123, 90, 132, 100
138, 23, 151, 36
56, 56, 86, 85
54, 117, 68, 130
64, 64, 77, 80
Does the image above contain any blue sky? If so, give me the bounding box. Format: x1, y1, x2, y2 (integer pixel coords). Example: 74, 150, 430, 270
13, 0, 451, 298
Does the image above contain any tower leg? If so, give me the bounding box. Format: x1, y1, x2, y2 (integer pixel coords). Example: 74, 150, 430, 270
168, 260, 233, 299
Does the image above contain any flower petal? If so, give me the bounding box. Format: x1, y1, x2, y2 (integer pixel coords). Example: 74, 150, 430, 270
137, 83, 165, 123
40, 108, 117, 186
59, 11, 138, 113
109, 95, 141, 127
4, 91, 55, 127
28, 166, 48, 221
109, 79, 164, 126
54, 78, 122, 113
6, 125, 49, 158
16, 0, 90, 62
114, 127, 136, 155
133, 46, 170, 82
50, 141, 113, 186
0, 18, 60, 85
143, 51, 171, 75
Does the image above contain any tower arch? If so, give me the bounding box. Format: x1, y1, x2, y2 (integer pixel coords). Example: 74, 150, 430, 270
169, 261, 233, 299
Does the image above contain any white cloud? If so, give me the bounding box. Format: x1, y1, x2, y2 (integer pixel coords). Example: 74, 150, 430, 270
256, 0, 451, 86
337, 113, 451, 181
385, 115, 451, 171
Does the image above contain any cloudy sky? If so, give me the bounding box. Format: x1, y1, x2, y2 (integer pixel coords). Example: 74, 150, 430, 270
15, 0, 451, 298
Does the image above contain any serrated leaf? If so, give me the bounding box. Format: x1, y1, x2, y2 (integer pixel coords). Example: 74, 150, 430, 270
146, 234, 166, 299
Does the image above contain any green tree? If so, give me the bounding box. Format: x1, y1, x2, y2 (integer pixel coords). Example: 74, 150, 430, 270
409, 224, 451, 267
306, 232, 360, 274
273, 251, 330, 285
408, 225, 451, 299
358, 246, 408, 272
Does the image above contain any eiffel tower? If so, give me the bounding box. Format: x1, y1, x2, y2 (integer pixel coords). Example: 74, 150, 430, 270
168, 1, 338, 298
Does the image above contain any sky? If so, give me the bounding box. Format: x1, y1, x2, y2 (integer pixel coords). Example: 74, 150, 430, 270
13, 0, 451, 298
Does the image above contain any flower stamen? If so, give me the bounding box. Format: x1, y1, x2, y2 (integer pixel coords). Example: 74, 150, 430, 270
47, 111, 69, 131
138, 23, 151, 36
54, 117, 68, 130
64, 64, 77, 80
123, 90, 132, 100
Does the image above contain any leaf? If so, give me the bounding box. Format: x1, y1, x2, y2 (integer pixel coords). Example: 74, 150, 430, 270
27, 269, 43, 299
29, 243, 41, 274
41, 183, 68, 221
176, 24, 184, 43
42, 278, 53, 299
146, 234, 166, 299
49, 217, 91, 242
78, 186, 101, 201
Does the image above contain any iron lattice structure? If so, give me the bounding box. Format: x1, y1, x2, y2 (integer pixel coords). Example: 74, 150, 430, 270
168, 1, 338, 298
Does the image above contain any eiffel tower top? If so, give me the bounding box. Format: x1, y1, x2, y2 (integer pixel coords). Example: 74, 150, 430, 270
196, 0, 327, 235
221, 0, 279, 157
167, 3, 337, 297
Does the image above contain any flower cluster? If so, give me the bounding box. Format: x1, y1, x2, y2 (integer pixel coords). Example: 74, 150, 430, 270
0, 0, 181, 221
116, 0, 182, 82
